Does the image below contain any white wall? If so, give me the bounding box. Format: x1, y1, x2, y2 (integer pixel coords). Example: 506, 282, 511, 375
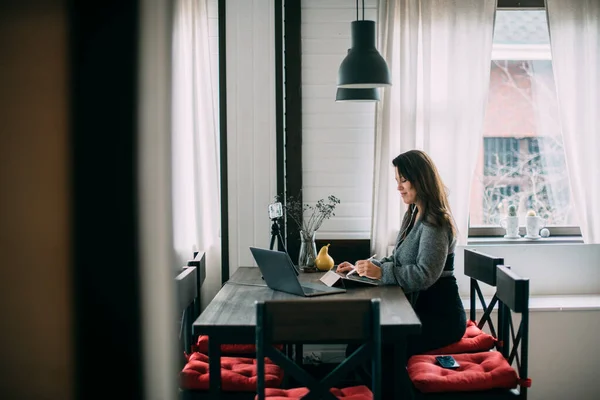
301, 0, 378, 240
527, 310, 600, 400
455, 243, 600, 296
226, 0, 277, 274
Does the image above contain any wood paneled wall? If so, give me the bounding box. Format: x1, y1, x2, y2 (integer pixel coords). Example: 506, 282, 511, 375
225, 0, 278, 273
301, 0, 378, 240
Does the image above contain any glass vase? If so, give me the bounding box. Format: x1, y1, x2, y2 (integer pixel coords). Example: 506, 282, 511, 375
298, 230, 317, 272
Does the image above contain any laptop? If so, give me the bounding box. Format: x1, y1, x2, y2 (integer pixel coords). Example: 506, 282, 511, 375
249, 247, 346, 297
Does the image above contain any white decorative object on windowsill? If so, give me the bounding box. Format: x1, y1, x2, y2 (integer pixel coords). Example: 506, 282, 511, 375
525, 209, 546, 239
540, 228, 550, 238
500, 204, 520, 239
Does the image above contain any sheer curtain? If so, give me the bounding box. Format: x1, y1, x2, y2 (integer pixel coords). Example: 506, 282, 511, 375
420, 0, 496, 245
372, 0, 420, 259
172, 0, 221, 296
372, 0, 495, 255
546, 0, 600, 243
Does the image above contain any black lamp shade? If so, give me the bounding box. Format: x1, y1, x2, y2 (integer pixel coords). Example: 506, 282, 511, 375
337, 20, 391, 88
335, 88, 380, 102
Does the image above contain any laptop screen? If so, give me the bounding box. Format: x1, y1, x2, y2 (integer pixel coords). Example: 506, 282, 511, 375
249, 247, 304, 294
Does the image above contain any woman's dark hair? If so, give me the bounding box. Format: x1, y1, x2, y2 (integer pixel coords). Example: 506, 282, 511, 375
392, 150, 457, 237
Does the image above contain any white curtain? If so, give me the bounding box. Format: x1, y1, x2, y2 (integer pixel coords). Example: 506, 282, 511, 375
546, 0, 600, 243
372, 0, 495, 254
172, 0, 221, 295
420, 0, 496, 245
372, 0, 420, 259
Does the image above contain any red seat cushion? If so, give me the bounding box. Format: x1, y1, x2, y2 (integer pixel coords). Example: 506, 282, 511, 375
194, 335, 284, 355
257, 385, 373, 400
180, 352, 284, 392
407, 351, 519, 393
424, 320, 497, 355
194, 335, 257, 354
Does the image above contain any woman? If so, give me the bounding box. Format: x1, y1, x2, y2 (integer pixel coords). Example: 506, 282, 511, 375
338, 149, 466, 357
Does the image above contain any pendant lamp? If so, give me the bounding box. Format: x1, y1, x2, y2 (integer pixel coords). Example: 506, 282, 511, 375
336, 49, 380, 102
335, 88, 380, 102
337, 0, 391, 89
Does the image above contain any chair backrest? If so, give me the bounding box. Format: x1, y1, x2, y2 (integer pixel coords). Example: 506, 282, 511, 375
255, 298, 382, 400
496, 265, 530, 399
176, 266, 198, 357
464, 248, 504, 338
186, 251, 206, 320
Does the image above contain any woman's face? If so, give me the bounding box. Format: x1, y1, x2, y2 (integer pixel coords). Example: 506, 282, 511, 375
395, 168, 417, 205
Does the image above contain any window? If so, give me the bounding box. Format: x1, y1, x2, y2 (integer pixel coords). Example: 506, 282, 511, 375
469, 9, 580, 237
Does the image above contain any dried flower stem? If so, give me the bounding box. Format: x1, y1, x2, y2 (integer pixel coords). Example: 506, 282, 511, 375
275, 193, 341, 234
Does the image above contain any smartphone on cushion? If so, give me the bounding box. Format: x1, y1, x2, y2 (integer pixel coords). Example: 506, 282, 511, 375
435, 355, 460, 369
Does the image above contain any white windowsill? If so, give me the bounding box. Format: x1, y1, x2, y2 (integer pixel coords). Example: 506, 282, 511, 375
467, 236, 584, 245
462, 294, 600, 312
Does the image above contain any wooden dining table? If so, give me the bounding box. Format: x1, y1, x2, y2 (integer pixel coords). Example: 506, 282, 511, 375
192, 266, 421, 399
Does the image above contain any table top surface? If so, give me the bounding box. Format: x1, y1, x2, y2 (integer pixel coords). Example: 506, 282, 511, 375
192, 266, 421, 339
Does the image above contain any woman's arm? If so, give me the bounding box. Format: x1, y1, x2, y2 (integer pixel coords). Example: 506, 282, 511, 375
379, 224, 449, 293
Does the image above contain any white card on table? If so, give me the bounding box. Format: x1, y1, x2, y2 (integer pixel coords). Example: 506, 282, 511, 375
319, 270, 343, 287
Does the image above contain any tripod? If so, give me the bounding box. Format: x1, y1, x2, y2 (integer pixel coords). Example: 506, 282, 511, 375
267, 217, 299, 276
269, 218, 287, 253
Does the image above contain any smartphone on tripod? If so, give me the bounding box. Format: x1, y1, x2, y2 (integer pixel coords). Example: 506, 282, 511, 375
265, 202, 298, 276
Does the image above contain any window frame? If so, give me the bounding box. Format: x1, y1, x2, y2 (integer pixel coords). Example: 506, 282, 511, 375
496, 0, 545, 9
468, 225, 582, 238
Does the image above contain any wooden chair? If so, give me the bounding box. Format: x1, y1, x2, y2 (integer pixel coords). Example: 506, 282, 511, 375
187, 251, 259, 359
190, 250, 288, 360
177, 266, 284, 400
464, 248, 505, 342
186, 251, 206, 321
424, 249, 504, 355
256, 298, 382, 400
407, 265, 531, 399
176, 266, 198, 358
187, 251, 266, 360
495, 265, 531, 398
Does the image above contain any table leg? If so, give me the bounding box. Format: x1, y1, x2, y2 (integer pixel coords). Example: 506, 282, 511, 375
394, 339, 414, 400
295, 343, 303, 365
208, 338, 222, 399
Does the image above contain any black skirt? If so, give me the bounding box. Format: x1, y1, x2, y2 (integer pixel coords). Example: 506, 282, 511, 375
407, 274, 467, 357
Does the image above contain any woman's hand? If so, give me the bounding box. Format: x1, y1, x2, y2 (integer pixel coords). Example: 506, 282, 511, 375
355, 259, 382, 280
336, 261, 355, 274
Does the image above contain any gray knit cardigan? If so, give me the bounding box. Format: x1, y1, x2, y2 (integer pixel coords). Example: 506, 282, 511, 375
378, 219, 456, 294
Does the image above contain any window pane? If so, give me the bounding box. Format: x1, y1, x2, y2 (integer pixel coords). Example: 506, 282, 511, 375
469, 10, 577, 229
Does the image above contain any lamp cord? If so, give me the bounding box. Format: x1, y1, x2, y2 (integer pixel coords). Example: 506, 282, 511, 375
363, 0, 365, 21
356, 0, 366, 20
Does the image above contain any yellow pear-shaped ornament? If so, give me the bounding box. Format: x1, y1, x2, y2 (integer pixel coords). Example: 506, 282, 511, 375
315, 243, 335, 271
